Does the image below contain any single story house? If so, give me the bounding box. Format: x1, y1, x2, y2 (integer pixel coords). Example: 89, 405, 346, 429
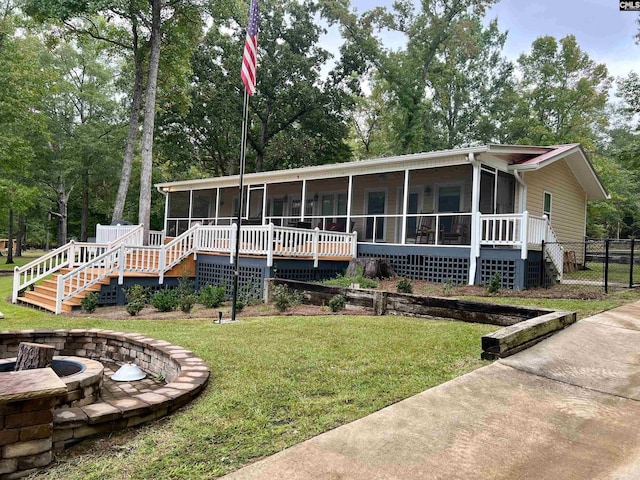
12, 143, 607, 313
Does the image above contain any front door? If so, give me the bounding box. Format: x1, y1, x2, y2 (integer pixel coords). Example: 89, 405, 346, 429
366, 190, 386, 241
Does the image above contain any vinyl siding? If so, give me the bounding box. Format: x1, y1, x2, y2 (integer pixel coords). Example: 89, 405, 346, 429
524, 159, 586, 243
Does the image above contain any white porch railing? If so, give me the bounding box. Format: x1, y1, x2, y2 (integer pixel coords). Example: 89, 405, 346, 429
479, 212, 564, 278
47, 223, 355, 313
11, 226, 145, 304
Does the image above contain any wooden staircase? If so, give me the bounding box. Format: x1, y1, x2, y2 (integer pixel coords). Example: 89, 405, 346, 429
17, 252, 196, 314
18, 269, 110, 313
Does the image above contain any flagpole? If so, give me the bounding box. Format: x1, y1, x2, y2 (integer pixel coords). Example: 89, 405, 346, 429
231, 88, 250, 321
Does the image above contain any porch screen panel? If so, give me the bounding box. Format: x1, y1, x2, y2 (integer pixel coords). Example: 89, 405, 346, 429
168, 191, 189, 217
496, 172, 515, 214
192, 190, 215, 220
479, 171, 495, 214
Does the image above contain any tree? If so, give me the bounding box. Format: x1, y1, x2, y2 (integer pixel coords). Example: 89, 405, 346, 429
159, 0, 352, 178
322, 0, 498, 154
510, 35, 611, 148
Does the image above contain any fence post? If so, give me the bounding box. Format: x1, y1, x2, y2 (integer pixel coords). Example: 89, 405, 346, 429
604, 238, 610, 294
540, 240, 546, 288
630, 238, 635, 289
583, 235, 588, 270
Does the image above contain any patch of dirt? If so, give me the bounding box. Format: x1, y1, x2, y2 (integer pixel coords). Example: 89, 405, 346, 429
377, 278, 604, 300
64, 302, 372, 320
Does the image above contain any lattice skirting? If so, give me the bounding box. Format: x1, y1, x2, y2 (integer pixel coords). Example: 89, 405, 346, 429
359, 251, 469, 284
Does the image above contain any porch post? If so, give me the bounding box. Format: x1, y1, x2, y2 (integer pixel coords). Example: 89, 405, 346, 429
262, 183, 268, 225
163, 190, 169, 234
188, 190, 193, 227
469, 153, 481, 285
245, 185, 251, 219
401, 169, 409, 245
521, 210, 529, 260
301, 179, 307, 221
214, 187, 220, 225
346, 175, 353, 233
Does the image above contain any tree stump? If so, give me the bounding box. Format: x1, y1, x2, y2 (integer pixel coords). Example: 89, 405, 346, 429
13, 342, 55, 371
346, 258, 396, 279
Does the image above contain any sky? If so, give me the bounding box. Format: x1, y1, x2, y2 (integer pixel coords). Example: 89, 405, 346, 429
329, 0, 640, 79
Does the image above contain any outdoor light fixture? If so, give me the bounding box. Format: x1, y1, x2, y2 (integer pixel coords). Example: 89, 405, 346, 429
111, 362, 146, 382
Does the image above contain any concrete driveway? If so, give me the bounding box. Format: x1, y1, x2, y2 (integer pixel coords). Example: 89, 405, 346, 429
222, 301, 640, 480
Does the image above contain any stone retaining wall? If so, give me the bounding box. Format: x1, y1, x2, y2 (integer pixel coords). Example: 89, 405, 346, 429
0, 330, 210, 473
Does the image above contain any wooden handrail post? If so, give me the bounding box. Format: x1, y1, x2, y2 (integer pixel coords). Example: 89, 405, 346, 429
313, 227, 320, 268
267, 223, 274, 267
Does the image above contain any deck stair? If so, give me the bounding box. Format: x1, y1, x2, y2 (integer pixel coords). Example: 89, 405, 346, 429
12, 224, 197, 314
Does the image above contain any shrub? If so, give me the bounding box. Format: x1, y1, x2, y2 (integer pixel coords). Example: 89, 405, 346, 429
487, 272, 502, 294
178, 294, 197, 313
442, 278, 456, 295
177, 275, 195, 297
125, 285, 148, 316
272, 284, 303, 312
150, 289, 178, 312
126, 300, 145, 316
199, 284, 227, 308
328, 294, 346, 312
81, 292, 99, 313
396, 278, 413, 294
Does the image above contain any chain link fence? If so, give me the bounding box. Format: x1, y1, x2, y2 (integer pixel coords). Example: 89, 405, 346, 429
541, 239, 640, 293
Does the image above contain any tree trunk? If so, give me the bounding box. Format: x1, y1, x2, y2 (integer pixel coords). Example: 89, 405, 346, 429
112, 23, 144, 223
81, 166, 89, 241
346, 257, 396, 279
56, 186, 69, 247
6, 208, 13, 264
16, 214, 24, 257
138, 0, 162, 244
14, 342, 55, 371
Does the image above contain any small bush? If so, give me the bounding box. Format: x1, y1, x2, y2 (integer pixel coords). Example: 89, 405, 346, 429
125, 284, 148, 303
487, 272, 502, 294
199, 284, 227, 308
328, 294, 346, 312
81, 292, 99, 313
150, 289, 178, 312
126, 300, 145, 316
272, 284, 303, 312
178, 294, 197, 313
396, 278, 413, 294
442, 278, 456, 295
125, 285, 148, 316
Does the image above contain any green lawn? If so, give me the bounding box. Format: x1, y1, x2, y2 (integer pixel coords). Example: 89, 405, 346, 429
0, 250, 45, 270
0, 276, 496, 480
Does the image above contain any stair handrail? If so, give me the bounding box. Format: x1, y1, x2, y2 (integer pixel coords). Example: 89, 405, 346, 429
56, 243, 124, 314
106, 224, 144, 250
158, 223, 200, 282
542, 215, 564, 280
12, 241, 77, 303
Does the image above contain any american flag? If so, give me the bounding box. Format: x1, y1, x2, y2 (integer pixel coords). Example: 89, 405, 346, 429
241, 0, 259, 95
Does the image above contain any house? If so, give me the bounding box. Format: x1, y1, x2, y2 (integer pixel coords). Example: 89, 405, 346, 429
12, 143, 607, 313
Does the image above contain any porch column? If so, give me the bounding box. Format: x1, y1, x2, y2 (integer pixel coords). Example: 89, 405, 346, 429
469, 153, 481, 285
262, 183, 268, 225
346, 175, 353, 233
245, 185, 251, 219
401, 169, 409, 244
188, 190, 193, 227
214, 187, 220, 225
163, 189, 169, 233
301, 179, 307, 221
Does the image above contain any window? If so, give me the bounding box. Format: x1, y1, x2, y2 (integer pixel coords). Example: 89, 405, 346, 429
543, 191, 552, 220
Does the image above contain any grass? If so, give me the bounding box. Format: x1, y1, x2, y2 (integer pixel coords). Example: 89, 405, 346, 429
563, 261, 631, 285
0, 250, 45, 270
0, 275, 496, 479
